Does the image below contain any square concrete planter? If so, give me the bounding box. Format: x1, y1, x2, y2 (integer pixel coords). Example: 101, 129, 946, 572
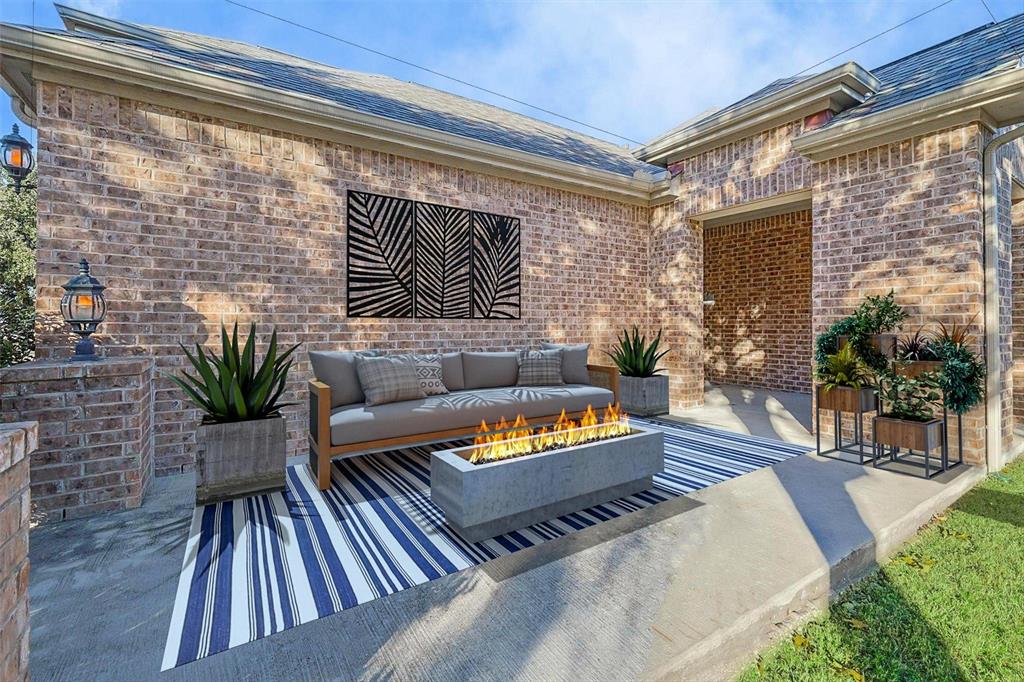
619, 375, 670, 416
195, 415, 287, 505
430, 426, 664, 542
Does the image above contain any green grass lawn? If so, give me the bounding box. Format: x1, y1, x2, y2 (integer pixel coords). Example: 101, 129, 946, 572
738, 459, 1024, 681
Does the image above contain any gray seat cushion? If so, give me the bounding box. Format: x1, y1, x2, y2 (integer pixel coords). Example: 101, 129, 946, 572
309, 350, 381, 407
462, 351, 519, 389
329, 384, 615, 446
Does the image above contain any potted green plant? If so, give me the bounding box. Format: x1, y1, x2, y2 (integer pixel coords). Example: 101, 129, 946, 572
816, 344, 877, 413
170, 323, 300, 504
605, 326, 670, 416
874, 373, 943, 454
831, 290, 908, 371
894, 327, 943, 378
931, 316, 984, 417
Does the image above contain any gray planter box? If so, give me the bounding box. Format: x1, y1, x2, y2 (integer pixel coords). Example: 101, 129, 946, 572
619, 375, 670, 416
195, 415, 287, 505
430, 426, 664, 543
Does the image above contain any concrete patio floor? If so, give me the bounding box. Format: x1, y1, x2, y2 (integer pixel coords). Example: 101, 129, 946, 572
30, 437, 981, 681
670, 384, 815, 448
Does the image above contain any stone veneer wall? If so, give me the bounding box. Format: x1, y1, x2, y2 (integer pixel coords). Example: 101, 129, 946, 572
703, 210, 812, 392
811, 125, 989, 464
0, 422, 35, 682
0, 358, 154, 522
32, 83, 653, 477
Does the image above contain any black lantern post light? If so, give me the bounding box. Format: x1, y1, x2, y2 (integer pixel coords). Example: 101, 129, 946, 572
1, 124, 34, 192
60, 259, 107, 361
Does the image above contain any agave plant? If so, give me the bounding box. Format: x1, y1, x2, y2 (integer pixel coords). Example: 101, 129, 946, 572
170, 322, 300, 423
605, 326, 670, 378
817, 344, 874, 392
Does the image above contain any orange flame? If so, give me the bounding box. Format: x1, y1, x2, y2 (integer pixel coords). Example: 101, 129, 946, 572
468, 403, 630, 464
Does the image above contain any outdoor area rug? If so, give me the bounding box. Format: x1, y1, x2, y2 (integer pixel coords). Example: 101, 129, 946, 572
162, 417, 808, 669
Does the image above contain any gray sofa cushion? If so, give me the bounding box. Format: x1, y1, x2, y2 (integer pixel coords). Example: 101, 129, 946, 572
541, 342, 591, 385
329, 385, 614, 446
440, 352, 465, 391
309, 350, 381, 408
462, 351, 519, 389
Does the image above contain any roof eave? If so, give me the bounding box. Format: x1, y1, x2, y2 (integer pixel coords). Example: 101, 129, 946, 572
635, 62, 880, 164
0, 23, 670, 206
792, 67, 1024, 161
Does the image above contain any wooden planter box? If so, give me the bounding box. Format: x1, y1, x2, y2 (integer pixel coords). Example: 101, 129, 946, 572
894, 360, 944, 379
816, 384, 877, 413
838, 333, 898, 359
873, 416, 943, 452
196, 415, 287, 505
619, 375, 669, 416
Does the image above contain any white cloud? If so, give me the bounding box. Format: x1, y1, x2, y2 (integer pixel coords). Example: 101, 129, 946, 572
422, 0, 970, 146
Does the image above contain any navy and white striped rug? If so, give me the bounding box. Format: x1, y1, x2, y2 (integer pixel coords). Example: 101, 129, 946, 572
162, 418, 807, 669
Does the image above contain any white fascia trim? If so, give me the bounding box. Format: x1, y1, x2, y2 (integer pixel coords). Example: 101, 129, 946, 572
0, 24, 670, 206
635, 62, 880, 164
793, 69, 1024, 161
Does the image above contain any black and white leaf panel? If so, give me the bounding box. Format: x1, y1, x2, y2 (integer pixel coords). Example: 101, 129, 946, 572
347, 191, 415, 317
414, 202, 471, 318
471, 211, 521, 319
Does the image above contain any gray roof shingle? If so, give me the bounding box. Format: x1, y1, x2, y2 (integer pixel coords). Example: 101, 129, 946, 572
32, 21, 663, 178
826, 13, 1024, 126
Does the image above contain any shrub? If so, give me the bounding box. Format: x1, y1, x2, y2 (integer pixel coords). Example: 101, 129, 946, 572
605, 326, 670, 378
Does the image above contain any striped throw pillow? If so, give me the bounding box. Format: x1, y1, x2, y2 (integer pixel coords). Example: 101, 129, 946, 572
516, 349, 564, 387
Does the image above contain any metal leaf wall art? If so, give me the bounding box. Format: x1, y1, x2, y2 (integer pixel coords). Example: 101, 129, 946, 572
347, 191, 520, 319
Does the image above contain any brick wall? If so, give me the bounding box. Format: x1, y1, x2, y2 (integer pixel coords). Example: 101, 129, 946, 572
33, 83, 653, 476
0, 358, 154, 522
0, 422, 35, 682
1012, 201, 1024, 426
812, 125, 988, 463
703, 210, 812, 392
650, 119, 813, 409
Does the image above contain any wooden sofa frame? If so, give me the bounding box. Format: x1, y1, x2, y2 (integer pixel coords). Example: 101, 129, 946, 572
308, 364, 620, 491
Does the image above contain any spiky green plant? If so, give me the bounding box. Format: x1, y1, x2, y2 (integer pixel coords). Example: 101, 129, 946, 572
605, 326, 670, 378
817, 344, 874, 392
170, 322, 300, 423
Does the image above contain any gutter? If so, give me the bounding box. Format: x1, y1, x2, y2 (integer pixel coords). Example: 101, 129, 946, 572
983, 123, 1024, 471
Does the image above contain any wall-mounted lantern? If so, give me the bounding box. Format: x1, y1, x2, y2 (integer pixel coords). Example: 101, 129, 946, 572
1, 124, 34, 193
703, 292, 716, 307
60, 258, 107, 361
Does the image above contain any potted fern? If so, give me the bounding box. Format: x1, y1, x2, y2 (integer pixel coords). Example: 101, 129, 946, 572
170, 323, 300, 504
816, 344, 877, 413
606, 326, 670, 416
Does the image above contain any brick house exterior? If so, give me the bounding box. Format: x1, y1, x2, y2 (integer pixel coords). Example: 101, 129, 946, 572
5, 7, 1024, 519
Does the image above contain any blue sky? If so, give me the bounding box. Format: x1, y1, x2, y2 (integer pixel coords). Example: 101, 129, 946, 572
2, 0, 1023, 151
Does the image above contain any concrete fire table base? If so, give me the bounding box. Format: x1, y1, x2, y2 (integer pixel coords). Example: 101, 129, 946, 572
430, 426, 664, 542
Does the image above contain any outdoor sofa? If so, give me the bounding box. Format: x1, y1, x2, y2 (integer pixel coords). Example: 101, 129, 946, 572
307, 348, 619, 490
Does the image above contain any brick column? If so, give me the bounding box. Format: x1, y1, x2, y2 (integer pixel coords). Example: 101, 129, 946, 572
0, 358, 154, 523
0, 421, 36, 682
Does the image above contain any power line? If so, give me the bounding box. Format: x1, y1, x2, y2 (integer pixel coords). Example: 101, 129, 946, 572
792, 0, 958, 77
977, 0, 1024, 63
222, 0, 642, 145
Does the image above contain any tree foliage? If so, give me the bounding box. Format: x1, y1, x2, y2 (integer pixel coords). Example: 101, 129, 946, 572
0, 169, 36, 367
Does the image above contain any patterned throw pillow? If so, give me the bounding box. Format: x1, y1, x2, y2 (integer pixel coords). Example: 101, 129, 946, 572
516, 349, 564, 387
355, 355, 427, 406
412, 354, 449, 396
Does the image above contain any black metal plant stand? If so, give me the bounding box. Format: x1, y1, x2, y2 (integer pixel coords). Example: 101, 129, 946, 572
816, 396, 872, 464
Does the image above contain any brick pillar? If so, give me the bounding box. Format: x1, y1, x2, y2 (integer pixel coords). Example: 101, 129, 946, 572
0, 358, 154, 523
0, 421, 36, 682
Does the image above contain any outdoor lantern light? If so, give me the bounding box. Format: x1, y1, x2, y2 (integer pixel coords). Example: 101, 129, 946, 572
1, 124, 33, 192
703, 291, 716, 307
60, 258, 107, 361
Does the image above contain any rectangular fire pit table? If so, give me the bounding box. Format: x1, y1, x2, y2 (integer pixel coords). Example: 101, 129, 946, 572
430, 425, 664, 543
